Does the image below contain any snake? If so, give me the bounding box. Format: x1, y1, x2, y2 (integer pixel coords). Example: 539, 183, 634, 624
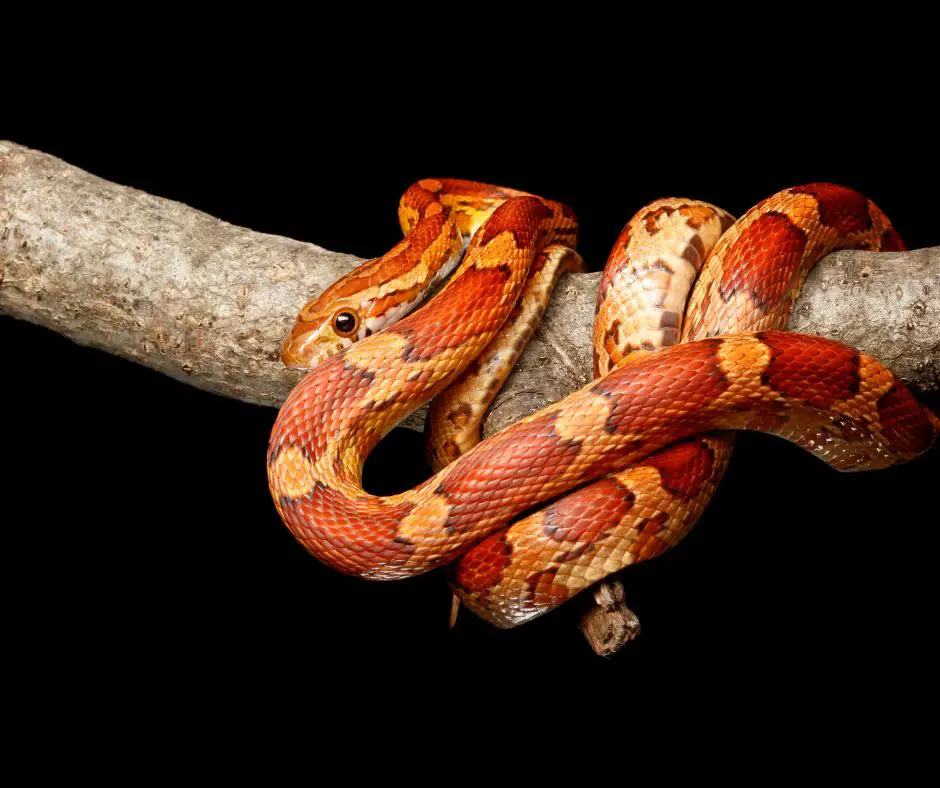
268, 178, 940, 629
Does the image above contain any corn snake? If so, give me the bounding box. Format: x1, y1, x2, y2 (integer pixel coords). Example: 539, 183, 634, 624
268, 179, 939, 629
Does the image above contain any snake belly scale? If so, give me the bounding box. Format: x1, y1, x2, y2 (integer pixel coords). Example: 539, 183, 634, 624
267, 178, 939, 628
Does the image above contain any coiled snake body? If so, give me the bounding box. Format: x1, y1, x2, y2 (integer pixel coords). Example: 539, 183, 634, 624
268, 179, 939, 628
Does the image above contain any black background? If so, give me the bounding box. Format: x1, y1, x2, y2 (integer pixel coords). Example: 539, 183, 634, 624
4, 55, 939, 759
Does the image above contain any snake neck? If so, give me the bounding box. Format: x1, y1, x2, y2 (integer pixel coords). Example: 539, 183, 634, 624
267, 195, 578, 574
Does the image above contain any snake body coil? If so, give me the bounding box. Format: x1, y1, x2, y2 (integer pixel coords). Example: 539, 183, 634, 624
268, 179, 939, 627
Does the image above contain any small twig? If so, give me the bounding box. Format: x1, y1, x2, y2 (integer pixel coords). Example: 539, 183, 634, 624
578, 580, 642, 657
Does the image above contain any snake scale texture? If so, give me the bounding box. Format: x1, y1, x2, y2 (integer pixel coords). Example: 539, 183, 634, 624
268, 179, 939, 628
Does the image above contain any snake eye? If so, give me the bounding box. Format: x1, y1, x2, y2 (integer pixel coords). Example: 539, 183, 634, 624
332, 310, 360, 337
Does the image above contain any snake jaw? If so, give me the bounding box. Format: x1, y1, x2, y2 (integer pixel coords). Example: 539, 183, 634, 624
280, 323, 352, 370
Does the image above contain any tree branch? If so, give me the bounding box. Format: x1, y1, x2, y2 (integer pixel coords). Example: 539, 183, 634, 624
0, 140, 380, 419
3, 140, 938, 656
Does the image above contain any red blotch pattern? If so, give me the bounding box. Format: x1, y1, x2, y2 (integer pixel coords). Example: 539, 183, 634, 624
333, 213, 452, 300
271, 355, 377, 459
596, 338, 730, 436
278, 482, 416, 576
523, 568, 570, 607
398, 265, 512, 361
790, 183, 871, 235
881, 226, 906, 252
632, 511, 671, 561
719, 212, 807, 310
454, 533, 512, 592
877, 384, 938, 454
437, 178, 525, 202
644, 438, 715, 499
435, 412, 586, 535
541, 477, 635, 543
759, 332, 860, 408
476, 197, 554, 249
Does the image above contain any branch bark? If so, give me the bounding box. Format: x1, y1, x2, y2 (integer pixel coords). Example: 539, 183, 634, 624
3, 140, 939, 656
479, 246, 940, 437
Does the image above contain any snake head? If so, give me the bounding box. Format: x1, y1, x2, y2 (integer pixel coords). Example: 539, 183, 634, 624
280, 299, 365, 370
281, 251, 438, 369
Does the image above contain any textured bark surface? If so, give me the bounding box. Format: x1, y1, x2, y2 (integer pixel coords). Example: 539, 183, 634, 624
3, 140, 939, 657
578, 578, 642, 657
0, 140, 386, 422
482, 250, 940, 439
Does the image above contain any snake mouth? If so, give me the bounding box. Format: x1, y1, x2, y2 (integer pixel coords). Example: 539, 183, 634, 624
281, 356, 314, 372
280, 333, 320, 370
280, 335, 314, 370
280, 330, 349, 370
